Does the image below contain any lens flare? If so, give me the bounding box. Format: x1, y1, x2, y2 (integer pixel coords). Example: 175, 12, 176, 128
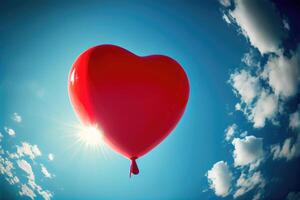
76, 125, 104, 149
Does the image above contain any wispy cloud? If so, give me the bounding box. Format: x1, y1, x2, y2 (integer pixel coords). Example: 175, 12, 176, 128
12, 112, 22, 123
225, 124, 237, 141
271, 108, 300, 161
41, 164, 52, 179
234, 171, 265, 198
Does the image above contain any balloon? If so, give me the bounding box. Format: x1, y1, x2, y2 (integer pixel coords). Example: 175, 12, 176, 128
68, 45, 189, 176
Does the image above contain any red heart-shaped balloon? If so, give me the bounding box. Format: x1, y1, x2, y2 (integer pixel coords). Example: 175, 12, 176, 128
68, 45, 189, 175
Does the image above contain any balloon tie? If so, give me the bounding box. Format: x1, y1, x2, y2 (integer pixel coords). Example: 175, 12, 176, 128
129, 157, 139, 178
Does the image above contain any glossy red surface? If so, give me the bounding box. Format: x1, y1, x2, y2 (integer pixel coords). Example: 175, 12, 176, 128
68, 45, 189, 169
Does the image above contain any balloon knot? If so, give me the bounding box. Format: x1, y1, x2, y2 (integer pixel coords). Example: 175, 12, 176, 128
129, 157, 139, 177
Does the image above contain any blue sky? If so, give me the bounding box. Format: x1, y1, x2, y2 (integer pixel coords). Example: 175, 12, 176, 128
1, 0, 300, 200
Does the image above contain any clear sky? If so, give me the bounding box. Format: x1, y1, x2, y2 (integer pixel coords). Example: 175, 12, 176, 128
1, 0, 300, 200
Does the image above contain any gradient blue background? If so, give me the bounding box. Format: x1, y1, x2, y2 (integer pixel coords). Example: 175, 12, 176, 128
2, 0, 295, 199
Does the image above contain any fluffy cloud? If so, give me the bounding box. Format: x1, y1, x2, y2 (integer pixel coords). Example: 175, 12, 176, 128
4, 126, 16, 136
218, 0, 300, 199
28, 179, 53, 200
249, 90, 278, 128
48, 153, 54, 161
0, 118, 54, 200
16, 153, 54, 200
41, 164, 52, 179
230, 70, 260, 105
7, 176, 20, 185
17, 142, 42, 160
0, 157, 15, 178
233, 171, 265, 198
263, 51, 300, 99
225, 124, 237, 141
232, 136, 264, 168
289, 110, 300, 130
39, 190, 53, 200
207, 161, 232, 197
12, 112, 22, 123
230, 0, 285, 54
17, 159, 35, 181
19, 184, 36, 200
0, 153, 20, 186
230, 69, 279, 128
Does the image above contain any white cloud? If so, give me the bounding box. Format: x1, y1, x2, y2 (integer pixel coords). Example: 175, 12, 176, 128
263, 52, 300, 99
9, 152, 19, 159
17, 159, 35, 181
271, 108, 300, 161
17, 159, 54, 199
28, 179, 53, 200
219, 0, 231, 7
19, 184, 36, 200
230, 70, 260, 105
240, 131, 248, 138
235, 103, 241, 111
289, 109, 300, 130
207, 161, 232, 197
242, 50, 259, 67
222, 14, 231, 24
0, 130, 54, 200
4, 126, 16, 136
232, 136, 264, 168
17, 142, 42, 160
6, 175, 20, 185
234, 171, 265, 198
230, 70, 279, 128
12, 112, 22, 123
39, 190, 53, 200
230, 0, 285, 54
32, 145, 42, 157
48, 153, 54, 161
286, 192, 300, 200
283, 19, 290, 31
225, 124, 237, 141
0, 157, 14, 178
41, 164, 52, 178
271, 136, 300, 161
249, 90, 279, 128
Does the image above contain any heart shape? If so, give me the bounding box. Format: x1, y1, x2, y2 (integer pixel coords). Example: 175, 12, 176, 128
68, 45, 189, 175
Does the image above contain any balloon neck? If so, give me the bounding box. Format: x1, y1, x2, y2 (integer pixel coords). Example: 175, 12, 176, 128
130, 157, 139, 177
